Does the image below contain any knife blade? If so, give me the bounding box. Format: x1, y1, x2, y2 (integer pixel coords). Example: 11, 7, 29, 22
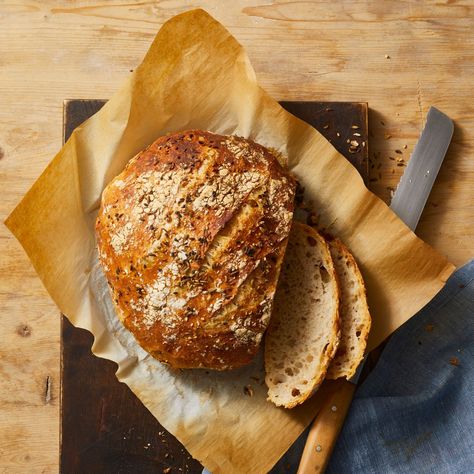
297, 106, 454, 474
390, 106, 454, 231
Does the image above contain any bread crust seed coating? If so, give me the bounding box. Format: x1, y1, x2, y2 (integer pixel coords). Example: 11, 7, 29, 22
96, 130, 296, 370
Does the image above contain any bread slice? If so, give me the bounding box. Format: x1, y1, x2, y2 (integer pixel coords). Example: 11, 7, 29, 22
326, 238, 371, 380
265, 222, 340, 408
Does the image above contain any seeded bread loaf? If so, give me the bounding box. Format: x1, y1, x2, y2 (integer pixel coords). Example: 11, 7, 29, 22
96, 130, 296, 370
265, 222, 340, 408
326, 238, 371, 379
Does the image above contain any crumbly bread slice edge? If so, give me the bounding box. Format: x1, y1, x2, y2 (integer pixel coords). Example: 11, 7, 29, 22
326, 238, 371, 380
265, 222, 341, 408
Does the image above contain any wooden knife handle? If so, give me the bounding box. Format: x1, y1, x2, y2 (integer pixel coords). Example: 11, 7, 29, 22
297, 379, 356, 474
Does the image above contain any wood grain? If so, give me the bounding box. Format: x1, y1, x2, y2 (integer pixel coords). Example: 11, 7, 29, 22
60, 98, 367, 472
1, 2, 473, 472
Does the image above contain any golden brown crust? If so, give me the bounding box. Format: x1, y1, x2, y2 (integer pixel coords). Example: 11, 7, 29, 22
96, 130, 295, 370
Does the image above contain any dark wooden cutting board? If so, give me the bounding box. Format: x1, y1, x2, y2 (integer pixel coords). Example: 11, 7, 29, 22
61, 100, 368, 474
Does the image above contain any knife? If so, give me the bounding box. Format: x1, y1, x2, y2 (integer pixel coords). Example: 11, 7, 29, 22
297, 106, 454, 474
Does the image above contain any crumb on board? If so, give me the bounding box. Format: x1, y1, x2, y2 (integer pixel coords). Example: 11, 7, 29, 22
243, 385, 254, 397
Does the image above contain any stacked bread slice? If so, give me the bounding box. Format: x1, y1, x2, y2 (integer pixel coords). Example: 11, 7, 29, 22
265, 221, 371, 408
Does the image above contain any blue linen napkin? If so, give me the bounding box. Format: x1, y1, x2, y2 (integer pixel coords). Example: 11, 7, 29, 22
204, 260, 474, 473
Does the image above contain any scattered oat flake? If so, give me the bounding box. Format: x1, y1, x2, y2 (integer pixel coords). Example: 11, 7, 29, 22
384, 133, 392, 139
449, 357, 460, 366
163, 468, 171, 474
351, 125, 359, 129
353, 132, 361, 137
323, 124, 329, 129
350, 140, 359, 147
425, 324, 435, 332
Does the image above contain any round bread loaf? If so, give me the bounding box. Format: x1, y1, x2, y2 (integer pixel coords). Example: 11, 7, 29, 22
96, 130, 295, 370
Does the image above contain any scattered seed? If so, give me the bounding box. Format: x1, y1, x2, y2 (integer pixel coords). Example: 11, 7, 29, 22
380, 120, 385, 126
243, 385, 254, 397
316, 445, 322, 452
385, 54, 390, 59
395, 149, 403, 154
353, 132, 361, 137
384, 133, 392, 139
449, 357, 460, 367
351, 125, 359, 129
323, 124, 329, 129
336, 132, 340, 137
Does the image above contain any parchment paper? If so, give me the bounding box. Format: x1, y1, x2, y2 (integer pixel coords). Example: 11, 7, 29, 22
5, 9, 455, 474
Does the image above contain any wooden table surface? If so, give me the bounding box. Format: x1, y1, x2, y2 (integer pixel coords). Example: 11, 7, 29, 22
1, 2, 473, 472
